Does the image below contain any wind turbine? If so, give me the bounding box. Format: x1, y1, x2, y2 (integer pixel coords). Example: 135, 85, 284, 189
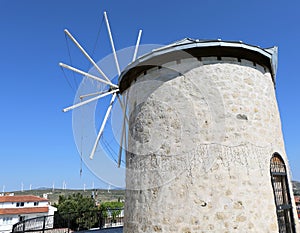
59, 12, 142, 167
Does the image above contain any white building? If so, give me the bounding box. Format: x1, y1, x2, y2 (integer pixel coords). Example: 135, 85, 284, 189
0, 195, 57, 233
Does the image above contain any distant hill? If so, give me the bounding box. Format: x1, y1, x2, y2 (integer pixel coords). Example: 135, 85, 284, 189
11, 188, 125, 205
6, 181, 300, 204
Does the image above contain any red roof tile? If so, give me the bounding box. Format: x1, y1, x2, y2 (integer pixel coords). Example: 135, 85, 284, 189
0, 195, 48, 203
0, 207, 49, 215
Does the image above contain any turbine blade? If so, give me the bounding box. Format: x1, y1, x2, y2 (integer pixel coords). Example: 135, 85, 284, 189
132, 30, 142, 62
59, 62, 118, 89
117, 95, 129, 123
118, 119, 125, 168
117, 92, 129, 167
63, 89, 118, 112
103, 12, 121, 76
80, 90, 108, 100
90, 93, 117, 159
64, 29, 112, 83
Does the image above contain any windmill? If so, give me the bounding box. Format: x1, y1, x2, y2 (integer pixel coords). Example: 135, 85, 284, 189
59, 12, 143, 179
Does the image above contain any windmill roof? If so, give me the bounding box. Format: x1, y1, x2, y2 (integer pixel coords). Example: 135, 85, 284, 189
0, 207, 49, 215
0, 195, 48, 203
118, 38, 278, 93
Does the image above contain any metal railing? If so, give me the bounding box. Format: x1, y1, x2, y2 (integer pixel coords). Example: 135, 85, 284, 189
12, 208, 124, 233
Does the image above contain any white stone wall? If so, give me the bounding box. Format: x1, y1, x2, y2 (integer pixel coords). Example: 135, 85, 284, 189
124, 57, 299, 232
0, 216, 19, 233
0, 201, 48, 208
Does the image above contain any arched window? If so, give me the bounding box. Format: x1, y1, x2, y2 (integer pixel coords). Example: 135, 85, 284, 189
270, 153, 295, 233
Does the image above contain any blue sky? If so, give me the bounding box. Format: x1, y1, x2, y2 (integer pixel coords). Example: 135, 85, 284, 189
0, 0, 299, 191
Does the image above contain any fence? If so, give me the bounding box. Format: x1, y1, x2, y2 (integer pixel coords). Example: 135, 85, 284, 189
12, 208, 124, 233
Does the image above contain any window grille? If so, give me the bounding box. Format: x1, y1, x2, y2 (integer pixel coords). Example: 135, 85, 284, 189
270, 154, 295, 233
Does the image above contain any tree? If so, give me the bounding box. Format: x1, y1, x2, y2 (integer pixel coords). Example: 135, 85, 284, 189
55, 193, 96, 213
99, 201, 124, 223
54, 193, 97, 230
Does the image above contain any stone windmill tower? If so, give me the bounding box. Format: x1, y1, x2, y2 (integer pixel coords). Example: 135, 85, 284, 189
118, 39, 299, 232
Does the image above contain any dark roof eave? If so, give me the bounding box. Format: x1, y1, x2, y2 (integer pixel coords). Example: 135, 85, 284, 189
118, 40, 277, 93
